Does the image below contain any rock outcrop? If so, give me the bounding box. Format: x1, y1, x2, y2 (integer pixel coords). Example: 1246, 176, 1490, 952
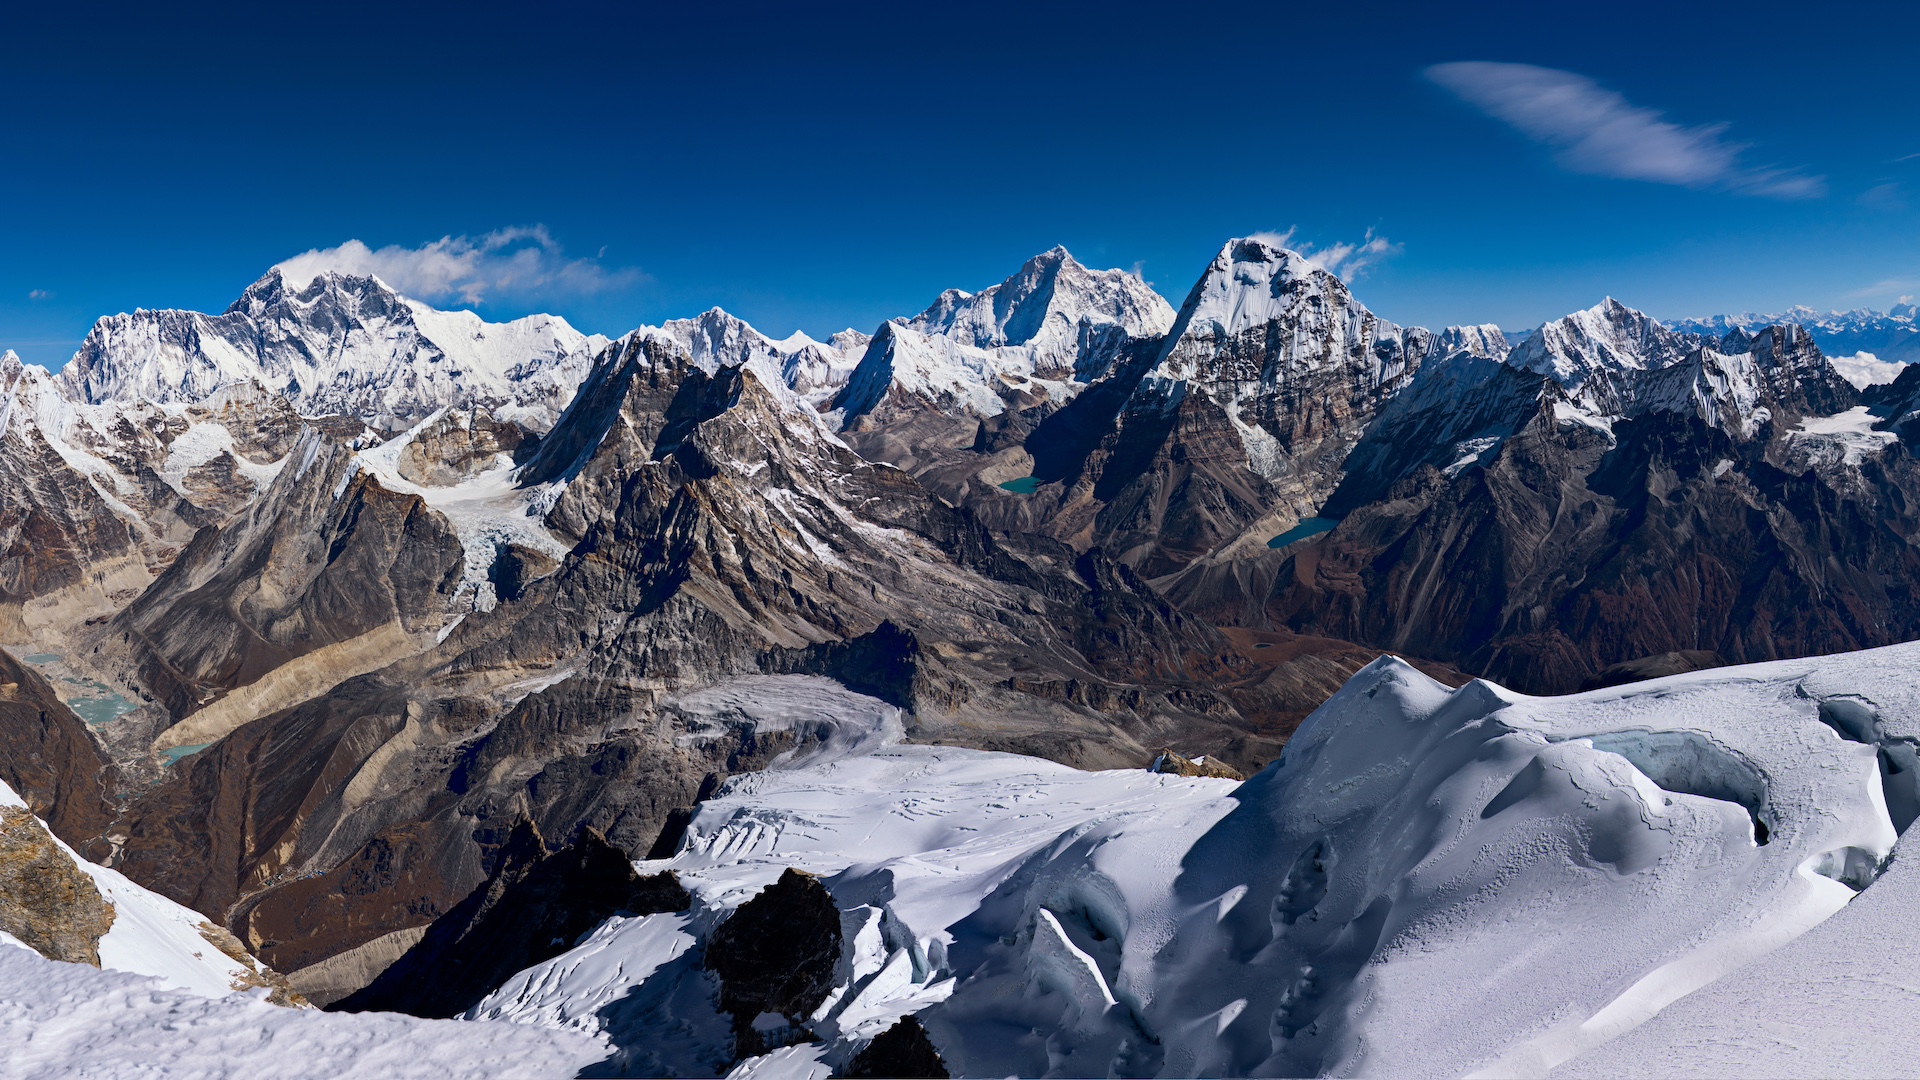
705, 868, 842, 1056
845, 1015, 950, 1079
332, 821, 687, 1018
0, 804, 115, 965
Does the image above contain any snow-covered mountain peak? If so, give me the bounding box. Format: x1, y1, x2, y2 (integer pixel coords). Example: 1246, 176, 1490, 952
1144, 235, 1420, 395
658, 307, 782, 374
55, 268, 607, 433
1153, 237, 1335, 364
1669, 304, 1920, 386
1507, 298, 1700, 402
831, 320, 1039, 422
1432, 323, 1511, 359
901, 245, 1174, 374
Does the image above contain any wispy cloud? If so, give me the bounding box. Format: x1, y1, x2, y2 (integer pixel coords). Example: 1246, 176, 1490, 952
1849, 277, 1920, 300
1424, 62, 1824, 199
275, 226, 644, 306
1250, 227, 1401, 281
1860, 182, 1908, 212
27, 289, 50, 300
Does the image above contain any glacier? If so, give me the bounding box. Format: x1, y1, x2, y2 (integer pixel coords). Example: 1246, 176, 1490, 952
464, 643, 1918, 1077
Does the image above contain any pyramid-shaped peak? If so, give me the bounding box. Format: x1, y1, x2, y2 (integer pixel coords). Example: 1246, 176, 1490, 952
903, 246, 1173, 355
229, 265, 408, 319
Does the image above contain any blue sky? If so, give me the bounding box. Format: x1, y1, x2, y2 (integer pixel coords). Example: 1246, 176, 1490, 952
3, 0, 1917, 367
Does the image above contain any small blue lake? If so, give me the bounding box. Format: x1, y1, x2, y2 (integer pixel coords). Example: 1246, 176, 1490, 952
998, 476, 1041, 494
1268, 517, 1339, 548
20, 653, 61, 665
159, 743, 213, 766
68, 691, 139, 726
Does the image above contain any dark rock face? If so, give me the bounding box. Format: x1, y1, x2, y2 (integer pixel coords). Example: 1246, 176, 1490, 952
1271, 391, 1920, 694
100, 330, 1279, 995
0, 805, 114, 966
0, 650, 116, 854
1581, 650, 1728, 691
845, 1015, 950, 1079
332, 820, 688, 1018
105, 433, 463, 730
705, 867, 842, 1053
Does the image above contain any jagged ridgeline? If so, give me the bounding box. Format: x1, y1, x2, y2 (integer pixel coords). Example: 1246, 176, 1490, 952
1, 236, 1917, 1019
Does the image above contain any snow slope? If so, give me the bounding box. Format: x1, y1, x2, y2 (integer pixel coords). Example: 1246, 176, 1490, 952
0, 945, 603, 1080
1, 778, 266, 998
832, 247, 1175, 425
467, 646, 1914, 1077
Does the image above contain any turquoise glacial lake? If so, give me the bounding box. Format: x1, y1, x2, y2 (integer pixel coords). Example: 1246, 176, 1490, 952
1268, 517, 1339, 548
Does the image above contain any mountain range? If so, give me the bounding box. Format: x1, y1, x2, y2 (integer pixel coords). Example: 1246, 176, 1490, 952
4, 238, 1920, 1075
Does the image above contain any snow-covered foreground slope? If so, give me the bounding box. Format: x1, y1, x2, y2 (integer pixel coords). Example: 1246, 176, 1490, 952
0, 945, 603, 1080
1, 779, 268, 998
0, 776, 604, 1078
468, 647, 1917, 1077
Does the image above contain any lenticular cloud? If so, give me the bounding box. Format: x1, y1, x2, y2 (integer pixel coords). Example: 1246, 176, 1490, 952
1425, 61, 1823, 199
275, 226, 640, 306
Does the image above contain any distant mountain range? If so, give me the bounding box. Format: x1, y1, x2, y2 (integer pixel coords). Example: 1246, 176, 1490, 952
1669, 302, 1920, 384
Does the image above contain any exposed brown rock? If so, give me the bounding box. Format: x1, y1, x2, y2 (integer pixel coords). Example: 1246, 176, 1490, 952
0, 649, 117, 855
1148, 747, 1244, 781
195, 920, 310, 1007
1580, 650, 1728, 691
395, 407, 528, 486
0, 805, 114, 965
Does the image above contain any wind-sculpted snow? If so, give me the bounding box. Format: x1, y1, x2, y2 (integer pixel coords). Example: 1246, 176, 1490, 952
0, 944, 602, 1080
467, 647, 1912, 1077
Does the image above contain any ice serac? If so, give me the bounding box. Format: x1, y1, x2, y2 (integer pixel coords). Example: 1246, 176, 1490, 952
59, 268, 607, 433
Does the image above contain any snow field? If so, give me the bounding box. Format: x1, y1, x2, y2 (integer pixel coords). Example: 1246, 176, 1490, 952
474, 646, 1915, 1078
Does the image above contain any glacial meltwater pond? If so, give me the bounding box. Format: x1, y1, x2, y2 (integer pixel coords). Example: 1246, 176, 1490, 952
14, 650, 140, 726
1268, 517, 1339, 548
159, 743, 213, 766
998, 476, 1041, 494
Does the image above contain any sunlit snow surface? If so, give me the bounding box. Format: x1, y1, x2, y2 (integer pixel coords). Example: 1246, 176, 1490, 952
472, 648, 1919, 1078
0, 946, 602, 1080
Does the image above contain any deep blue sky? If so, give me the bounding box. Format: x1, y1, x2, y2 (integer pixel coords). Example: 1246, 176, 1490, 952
4, 0, 1917, 367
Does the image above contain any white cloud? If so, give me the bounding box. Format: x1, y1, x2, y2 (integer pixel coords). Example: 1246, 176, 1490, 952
1424, 62, 1824, 199
1250, 227, 1401, 282
274, 226, 642, 306
27, 289, 50, 300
